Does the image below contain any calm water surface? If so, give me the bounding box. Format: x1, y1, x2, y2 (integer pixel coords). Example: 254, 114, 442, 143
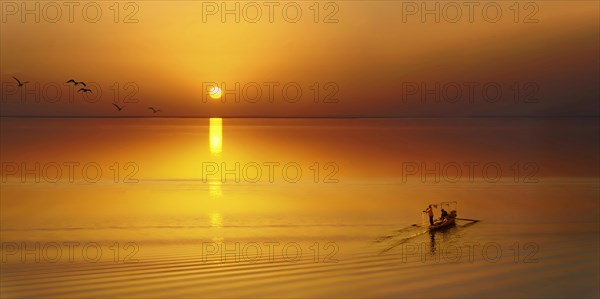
1, 118, 598, 298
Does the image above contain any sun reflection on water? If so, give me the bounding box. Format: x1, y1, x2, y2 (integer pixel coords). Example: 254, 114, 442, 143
209, 118, 223, 199
209, 118, 222, 156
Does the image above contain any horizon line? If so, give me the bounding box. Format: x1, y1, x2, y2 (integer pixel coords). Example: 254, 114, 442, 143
0, 115, 599, 119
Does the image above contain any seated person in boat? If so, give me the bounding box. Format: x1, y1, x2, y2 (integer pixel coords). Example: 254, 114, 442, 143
440, 208, 449, 220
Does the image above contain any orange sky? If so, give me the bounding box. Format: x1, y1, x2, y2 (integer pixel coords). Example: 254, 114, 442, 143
1, 1, 598, 117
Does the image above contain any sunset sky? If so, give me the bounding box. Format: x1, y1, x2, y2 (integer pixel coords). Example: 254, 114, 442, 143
1, 1, 598, 117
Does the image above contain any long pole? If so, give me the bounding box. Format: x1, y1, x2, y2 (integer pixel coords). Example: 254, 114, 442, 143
455, 218, 480, 222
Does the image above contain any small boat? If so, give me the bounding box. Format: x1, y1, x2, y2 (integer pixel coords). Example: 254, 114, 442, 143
429, 215, 456, 230
426, 201, 458, 231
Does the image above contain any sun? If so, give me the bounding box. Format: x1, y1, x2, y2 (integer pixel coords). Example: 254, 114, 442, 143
209, 86, 222, 99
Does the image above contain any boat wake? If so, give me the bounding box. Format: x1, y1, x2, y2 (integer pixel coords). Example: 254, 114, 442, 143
374, 219, 480, 255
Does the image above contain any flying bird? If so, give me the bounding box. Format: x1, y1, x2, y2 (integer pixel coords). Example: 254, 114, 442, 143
12, 76, 29, 87
78, 88, 92, 93
112, 103, 124, 111
148, 107, 162, 113
66, 79, 87, 87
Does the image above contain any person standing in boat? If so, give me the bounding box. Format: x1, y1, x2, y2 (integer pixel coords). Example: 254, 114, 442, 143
424, 205, 434, 225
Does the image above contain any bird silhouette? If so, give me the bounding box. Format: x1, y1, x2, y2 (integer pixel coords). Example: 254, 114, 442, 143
66, 79, 87, 87
12, 76, 29, 87
112, 103, 125, 111
148, 107, 162, 113
78, 88, 92, 93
